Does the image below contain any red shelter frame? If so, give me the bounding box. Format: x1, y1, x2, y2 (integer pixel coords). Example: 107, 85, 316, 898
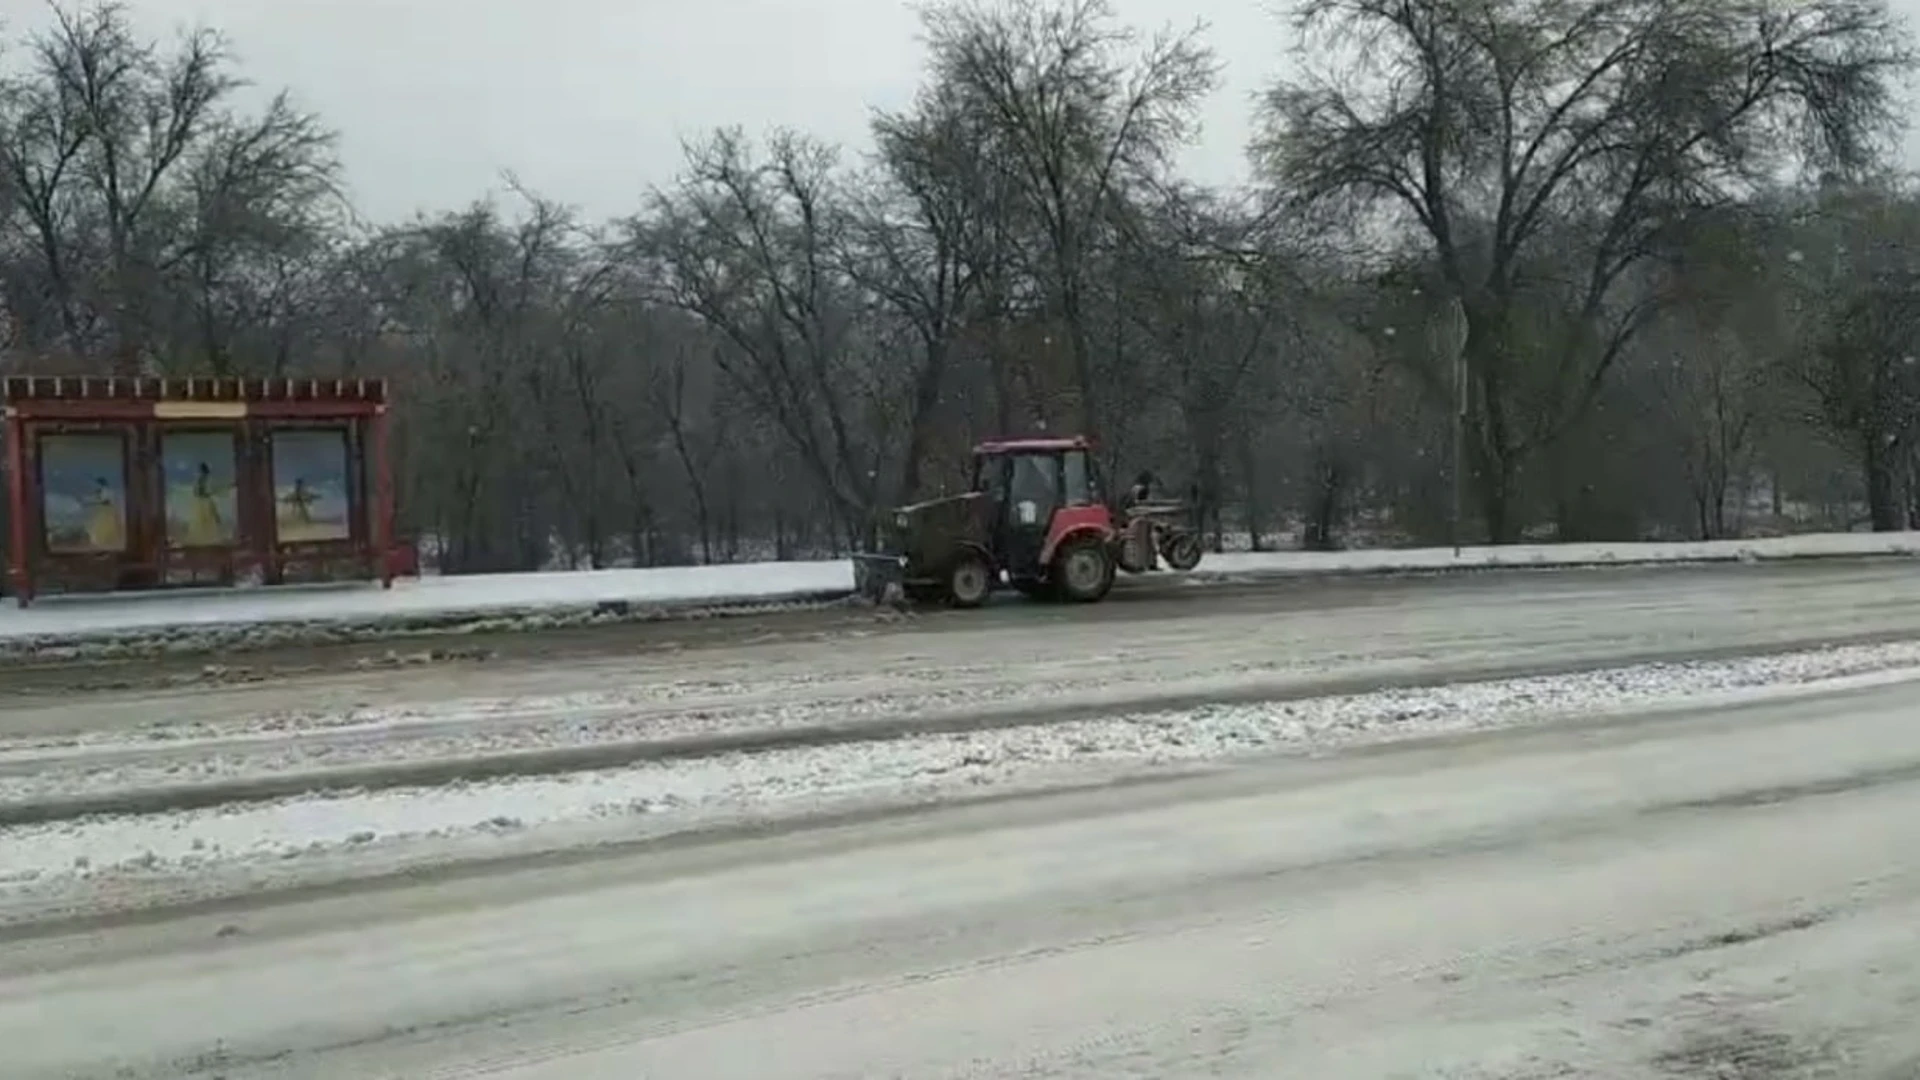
2, 375, 397, 606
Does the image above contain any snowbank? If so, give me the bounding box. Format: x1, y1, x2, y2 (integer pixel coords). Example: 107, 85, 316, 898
0, 560, 855, 658
0, 531, 1913, 655
1194, 531, 1920, 577
4, 643, 1918, 924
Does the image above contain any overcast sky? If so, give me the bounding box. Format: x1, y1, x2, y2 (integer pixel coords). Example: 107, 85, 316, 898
2, 0, 1917, 224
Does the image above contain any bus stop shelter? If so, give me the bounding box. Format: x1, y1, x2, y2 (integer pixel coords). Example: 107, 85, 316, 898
3, 375, 396, 606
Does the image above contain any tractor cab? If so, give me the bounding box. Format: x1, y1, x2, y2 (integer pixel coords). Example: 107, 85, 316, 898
968, 437, 1112, 592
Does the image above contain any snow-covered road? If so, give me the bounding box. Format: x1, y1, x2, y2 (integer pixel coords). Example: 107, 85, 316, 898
8, 678, 1920, 1079
5, 561, 1919, 805
4, 647, 1915, 927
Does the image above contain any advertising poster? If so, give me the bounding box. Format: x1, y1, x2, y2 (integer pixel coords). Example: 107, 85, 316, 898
40, 433, 128, 554
162, 432, 240, 548
271, 429, 352, 543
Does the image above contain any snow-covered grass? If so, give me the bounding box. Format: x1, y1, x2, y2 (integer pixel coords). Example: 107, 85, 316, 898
1, 531, 1914, 661
4, 643, 1918, 924
0, 560, 852, 640
1194, 530, 1920, 578
0, 575, 858, 663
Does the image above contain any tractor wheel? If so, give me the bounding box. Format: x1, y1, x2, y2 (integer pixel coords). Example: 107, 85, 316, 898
1161, 531, 1203, 572
946, 553, 993, 608
1052, 538, 1114, 603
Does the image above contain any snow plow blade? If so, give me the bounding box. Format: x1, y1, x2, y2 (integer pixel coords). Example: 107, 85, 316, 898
852, 553, 907, 605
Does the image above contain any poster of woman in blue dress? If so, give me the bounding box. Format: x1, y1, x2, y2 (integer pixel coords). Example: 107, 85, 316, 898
270, 429, 352, 543
40, 434, 128, 553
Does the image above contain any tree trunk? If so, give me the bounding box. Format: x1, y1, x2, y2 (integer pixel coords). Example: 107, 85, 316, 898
1708, 468, 1730, 540
1239, 433, 1265, 552
987, 339, 1016, 436
1475, 444, 1519, 545
1194, 434, 1224, 553
1064, 296, 1098, 438
629, 516, 649, 569
1865, 432, 1904, 531
1908, 445, 1920, 529
721, 488, 739, 561
897, 340, 950, 506
1301, 457, 1346, 552
1461, 317, 1523, 544
665, 427, 713, 564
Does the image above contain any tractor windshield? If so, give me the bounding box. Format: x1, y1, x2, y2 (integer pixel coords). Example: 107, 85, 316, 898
1008, 453, 1059, 515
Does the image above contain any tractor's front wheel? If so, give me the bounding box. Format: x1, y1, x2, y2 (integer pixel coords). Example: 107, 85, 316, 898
1053, 539, 1114, 603
946, 553, 994, 608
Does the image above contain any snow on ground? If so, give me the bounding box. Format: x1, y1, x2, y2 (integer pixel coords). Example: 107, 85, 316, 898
9, 637, 1920, 806
4, 644, 1918, 922
1199, 530, 1920, 576
1, 531, 1914, 656
0, 560, 857, 656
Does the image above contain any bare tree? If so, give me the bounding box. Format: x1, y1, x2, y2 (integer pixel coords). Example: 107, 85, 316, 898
848, 90, 1007, 502
1256, 0, 1914, 540
640, 129, 883, 544
0, 1, 340, 372
1634, 212, 1795, 538
380, 196, 586, 569
649, 333, 731, 564
171, 93, 341, 375
919, 0, 1218, 433
1118, 185, 1302, 545
1784, 185, 1920, 530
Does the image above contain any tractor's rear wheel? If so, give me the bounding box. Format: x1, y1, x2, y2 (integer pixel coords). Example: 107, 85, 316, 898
946, 553, 993, 608
1053, 539, 1114, 603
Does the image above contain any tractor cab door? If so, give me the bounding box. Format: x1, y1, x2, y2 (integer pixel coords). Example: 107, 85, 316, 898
1065, 448, 1103, 509
995, 451, 1061, 580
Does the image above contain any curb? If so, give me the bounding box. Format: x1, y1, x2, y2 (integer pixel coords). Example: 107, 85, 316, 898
5, 627, 1917, 827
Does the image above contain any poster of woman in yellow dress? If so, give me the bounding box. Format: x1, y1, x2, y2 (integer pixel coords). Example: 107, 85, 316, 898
40, 434, 128, 554
162, 433, 239, 548
271, 430, 352, 543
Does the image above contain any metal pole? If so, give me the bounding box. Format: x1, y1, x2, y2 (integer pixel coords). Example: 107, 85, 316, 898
1448, 297, 1468, 557
5, 411, 29, 606
1452, 345, 1466, 556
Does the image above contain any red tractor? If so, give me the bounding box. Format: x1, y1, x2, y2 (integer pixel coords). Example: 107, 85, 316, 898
854, 436, 1200, 608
